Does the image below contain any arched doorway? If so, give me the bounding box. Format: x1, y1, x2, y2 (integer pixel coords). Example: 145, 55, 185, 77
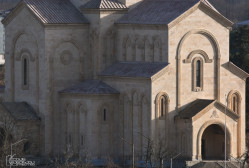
201, 124, 230, 160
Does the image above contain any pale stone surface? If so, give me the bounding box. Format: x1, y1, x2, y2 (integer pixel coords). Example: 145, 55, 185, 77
1, 0, 248, 162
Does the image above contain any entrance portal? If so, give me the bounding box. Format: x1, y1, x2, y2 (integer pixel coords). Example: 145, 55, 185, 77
201, 124, 230, 160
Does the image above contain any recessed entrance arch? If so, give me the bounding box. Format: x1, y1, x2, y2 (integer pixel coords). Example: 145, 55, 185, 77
197, 121, 231, 160
201, 124, 230, 160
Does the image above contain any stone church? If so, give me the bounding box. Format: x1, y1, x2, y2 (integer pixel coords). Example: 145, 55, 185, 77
0, 0, 248, 162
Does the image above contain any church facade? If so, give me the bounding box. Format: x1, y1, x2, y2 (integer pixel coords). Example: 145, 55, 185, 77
1, 0, 248, 161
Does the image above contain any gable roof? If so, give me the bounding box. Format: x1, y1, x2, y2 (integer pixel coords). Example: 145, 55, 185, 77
178, 99, 215, 119
116, 0, 233, 27
177, 99, 239, 121
2, 0, 89, 25
100, 62, 169, 79
0, 102, 40, 121
80, 0, 127, 10
59, 80, 119, 95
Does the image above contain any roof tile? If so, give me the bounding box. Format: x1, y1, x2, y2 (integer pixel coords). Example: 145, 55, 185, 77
59, 80, 119, 94
178, 99, 215, 119
116, 0, 218, 25
100, 61, 169, 78
81, 0, 127, 9
23, 0, 89, 24
1, 102, 40, 120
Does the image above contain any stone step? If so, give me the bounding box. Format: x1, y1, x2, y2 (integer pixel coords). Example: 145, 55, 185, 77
187, 161, 241, 168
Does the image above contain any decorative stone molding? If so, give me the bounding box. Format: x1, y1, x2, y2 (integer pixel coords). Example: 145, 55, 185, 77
11, 31, 39, 102
60, 50, 73, 65
210, 110, 219, 118
176, 29, 221, 108
153, 36, 163, 61
16, 48, 35, 62
227, 90, 242, 115
227, 90, 242, 157
184, 50, 212, 63
122, 35, 164, 62
155, 92, 170, 120
196, 120, 232, 160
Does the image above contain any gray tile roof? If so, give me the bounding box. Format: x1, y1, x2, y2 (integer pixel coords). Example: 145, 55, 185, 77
178, 99, 215, 119
0, 0, 20, 12
59, 80, 119, 94
80, 0, 127, 9
100, 62, 169, 78
1, 102, 40, 120
116, 0, 218, 25
21, 0, 89, 24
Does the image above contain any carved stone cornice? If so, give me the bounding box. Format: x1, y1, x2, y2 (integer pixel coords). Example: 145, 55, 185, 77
225, 62, 249, 81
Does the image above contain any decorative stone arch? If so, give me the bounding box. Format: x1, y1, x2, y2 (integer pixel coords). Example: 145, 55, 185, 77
103, 28, 116, 67
16, 48, 35, 62
10, 31, 39, 103
135, 37, 145, 61
192, 57, 204, 92
184, 50, 213, 63
155, 92, 170, 119
227, 90, 242, 114
153, 36, 163, 61
51, 40, 84, 77
227, 90, 242, 156
77, 102, 87, 114
197, 120, 232, 160
144, 37, 153, 61
155, 92, 170, 145
76, 102, 87, 153
98, 102, 113, 123
176, 29, 221, 108
131, 90, 140, 106
122, 35, 133, 61
63, 101, 73, 148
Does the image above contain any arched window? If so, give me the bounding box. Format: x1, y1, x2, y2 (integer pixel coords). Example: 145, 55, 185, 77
160, 97, 166, 117
231, 94, 239, 114
22, 56, 29, 89
24, 58, 27, 85
228, 91, 241, 115
157, 94, 169, 119
192, 57, 203, 91
196, 60, 201, 87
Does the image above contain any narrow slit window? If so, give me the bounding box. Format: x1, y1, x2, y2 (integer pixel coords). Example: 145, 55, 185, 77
161, 98, 164, 117
23, 58, 28, 86
103, 109, 106, 121
196, 60, 201, 87
81, 135, 83, 146
233, 96, 236, 112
